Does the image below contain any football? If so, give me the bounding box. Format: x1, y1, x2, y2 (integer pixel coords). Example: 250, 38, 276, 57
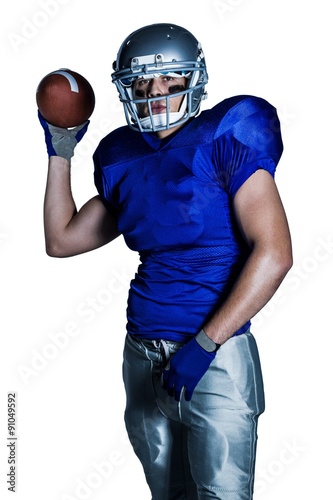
36, 69, 95, 128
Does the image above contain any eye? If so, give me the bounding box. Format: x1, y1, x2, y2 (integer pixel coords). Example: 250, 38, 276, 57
137, 78, 150, 86
162, 76, 174, 82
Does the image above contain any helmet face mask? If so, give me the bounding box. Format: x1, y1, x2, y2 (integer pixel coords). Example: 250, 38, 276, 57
111, 24, 208, 133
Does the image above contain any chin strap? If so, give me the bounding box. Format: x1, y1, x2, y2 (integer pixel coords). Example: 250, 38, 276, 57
139, 111, 185, 130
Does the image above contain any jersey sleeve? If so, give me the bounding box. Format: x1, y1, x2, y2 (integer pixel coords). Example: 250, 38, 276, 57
213, 96, 284, 197
93, 143, 115, 212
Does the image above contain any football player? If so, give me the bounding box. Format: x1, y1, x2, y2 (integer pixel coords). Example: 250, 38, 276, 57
39, 23, 292, 499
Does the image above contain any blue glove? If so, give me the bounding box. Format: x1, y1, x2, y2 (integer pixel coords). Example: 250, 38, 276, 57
162, 330, 219, 402
38, 111, 89, 161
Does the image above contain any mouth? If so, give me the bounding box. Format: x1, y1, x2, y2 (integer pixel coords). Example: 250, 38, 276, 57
151, 103, 167, 114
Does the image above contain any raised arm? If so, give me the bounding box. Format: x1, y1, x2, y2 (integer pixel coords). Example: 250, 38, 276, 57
44, 157, 119, 257
39, 113, 120, 258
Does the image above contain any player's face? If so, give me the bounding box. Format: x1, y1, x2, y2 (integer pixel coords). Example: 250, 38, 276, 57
133, 74, 187, 118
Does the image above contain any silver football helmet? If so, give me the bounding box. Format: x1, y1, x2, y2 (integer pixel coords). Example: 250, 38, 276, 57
111, 23, 208, 132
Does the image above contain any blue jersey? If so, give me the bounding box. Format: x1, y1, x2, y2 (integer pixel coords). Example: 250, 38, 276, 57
93, 95, 283, 341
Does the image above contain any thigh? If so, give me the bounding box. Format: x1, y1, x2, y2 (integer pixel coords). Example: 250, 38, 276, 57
122, 334, 198, 500
184, 332, 265, 499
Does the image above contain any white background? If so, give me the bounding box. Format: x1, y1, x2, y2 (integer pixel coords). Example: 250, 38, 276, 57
1, 0, 332, 498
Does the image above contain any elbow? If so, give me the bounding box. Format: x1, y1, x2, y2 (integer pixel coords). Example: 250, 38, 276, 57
45, 245, 65, 258
45, 239, 70, 258
278, 254, 293, 281
280, 238, 294, 277
270, 246, 293, 284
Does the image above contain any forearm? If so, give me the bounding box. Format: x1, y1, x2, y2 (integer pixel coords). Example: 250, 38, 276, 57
43, 156, 77, 255
204, 245, 292, 345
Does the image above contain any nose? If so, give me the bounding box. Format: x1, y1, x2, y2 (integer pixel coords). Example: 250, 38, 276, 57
147, 78, 164, 98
